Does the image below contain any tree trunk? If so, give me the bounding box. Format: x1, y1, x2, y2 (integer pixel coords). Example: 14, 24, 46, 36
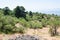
54, 26, 57, 35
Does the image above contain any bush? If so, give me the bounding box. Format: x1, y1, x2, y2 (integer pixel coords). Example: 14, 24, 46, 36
41, 19, 47, 27
0, 15, 19, 34
3, 16, 19, 25
48, 17, 60, 36
19, 18, 30, 28
29, 20, 42, 29
13, 27, 25, 34
3, 24, 15, 34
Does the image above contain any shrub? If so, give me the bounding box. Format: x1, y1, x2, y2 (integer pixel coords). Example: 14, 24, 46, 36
30, 20, 42, 29
13, 27, 25, 34
3, 24, 15, 34
48, 17, 60, 36
41, 19, 47, 27
19, 18, 30, 28
0, 15, 19, 34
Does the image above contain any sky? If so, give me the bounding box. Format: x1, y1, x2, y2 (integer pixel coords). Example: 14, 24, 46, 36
0, 0, 60, 12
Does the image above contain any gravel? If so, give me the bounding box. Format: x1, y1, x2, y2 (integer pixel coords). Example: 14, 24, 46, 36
8, 35, 40, 40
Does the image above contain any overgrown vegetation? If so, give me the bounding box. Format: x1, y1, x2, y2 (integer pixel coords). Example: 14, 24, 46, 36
0, 6, 60, 36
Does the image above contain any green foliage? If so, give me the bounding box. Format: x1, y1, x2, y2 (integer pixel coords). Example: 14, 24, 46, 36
26, 14, 33, 21
29, 11, 33, 18
3, 24, 14, 34
3, 7, 11, 15
48, 17, 60, 36
0, 6, 60, 34
0, 22, 3, 29
19, 18, 30, 28
0, 15, 19, 34
29, 20, 42, 29
14, 6, 26, 18
15, 27, 25, 33
47, 17, 60, 27
13, 25, 25, 34
41, 19, 47, 27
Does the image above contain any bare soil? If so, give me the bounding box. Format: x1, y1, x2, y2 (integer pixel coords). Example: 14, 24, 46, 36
0, 27, 60, 40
